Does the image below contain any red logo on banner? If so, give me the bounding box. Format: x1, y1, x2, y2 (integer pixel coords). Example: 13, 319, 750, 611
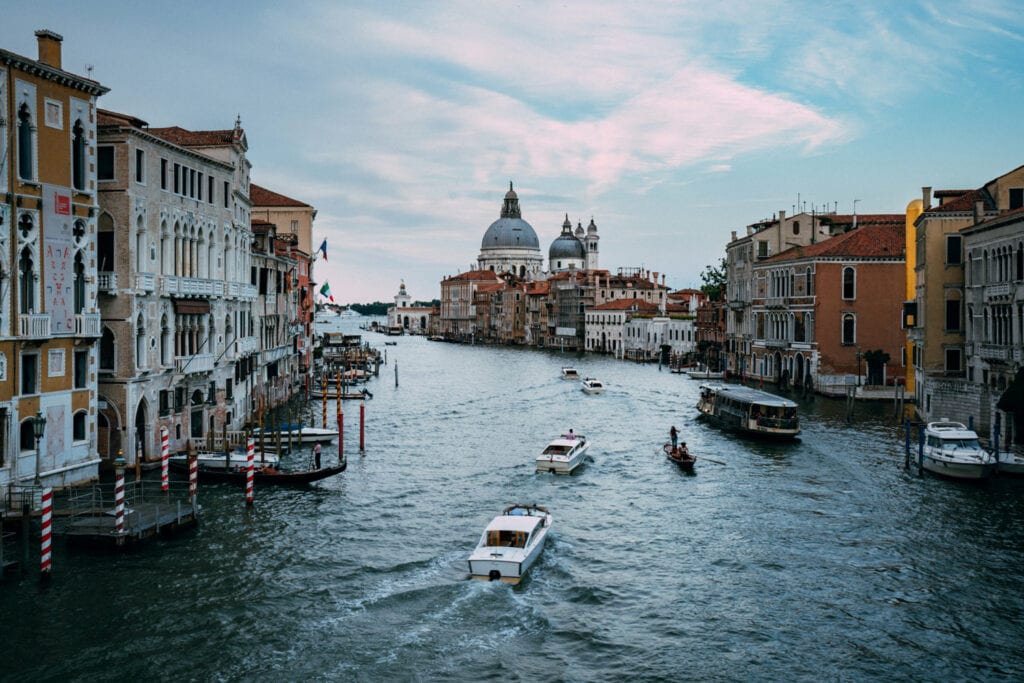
54, 191, 71, 215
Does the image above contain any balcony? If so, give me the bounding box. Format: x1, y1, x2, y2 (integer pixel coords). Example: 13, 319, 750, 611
764, 339, 787, 349
160, 275, 221, 297
174, 353, 215, 375
19, 313, 51, 339
978, 343, 1010, 361
224, 282, 258, 300
985, 283, 1012, 300
97, 272, 118, 294
263, 345, 291, 363
765, 297, 786, 309
235, 336, 258, 356
74, 313, 101, 338
135, 272, 156, 293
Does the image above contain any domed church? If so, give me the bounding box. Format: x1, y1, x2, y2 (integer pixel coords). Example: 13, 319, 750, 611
477, 182, 544, 278
549, 215, 599, 272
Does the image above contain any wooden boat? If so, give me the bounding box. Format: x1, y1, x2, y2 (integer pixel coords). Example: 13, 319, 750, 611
663, 443, 697, 471
169, 459, 346, 485
467, 504, 552, 584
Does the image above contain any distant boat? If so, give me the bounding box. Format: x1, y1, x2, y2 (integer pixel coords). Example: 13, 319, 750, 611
561, 366, 580, 380
581, 378, 605, 394
253, 425, 339, 444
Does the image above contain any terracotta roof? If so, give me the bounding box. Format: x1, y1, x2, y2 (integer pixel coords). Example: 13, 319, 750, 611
763, 221, 905, 263
525, 281, 550, 295
97, 109, 148, 128
927, 188, 993, 213
820, 213, 905, 230
589, 299, 661, 311
251, 184, 311, 208
148, 125, 240, 147
476, 282, 504, 293
665, 303, 691, 313
445, 270, 502, 282
669, 288, 703, 297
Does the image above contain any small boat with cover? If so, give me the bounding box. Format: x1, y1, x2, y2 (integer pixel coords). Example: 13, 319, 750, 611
536, 433, 590, 474
467, 504, 552, 584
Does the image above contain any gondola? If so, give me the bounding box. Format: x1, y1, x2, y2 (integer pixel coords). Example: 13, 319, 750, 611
169, 460, 346, 485
663, 443, 696, 471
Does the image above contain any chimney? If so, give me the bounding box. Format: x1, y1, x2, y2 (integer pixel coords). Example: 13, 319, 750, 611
922, 187, 932, 210
974, 200, 985, 224
662, 274, 666, 286
779, 209, 786, 224
35, 29, 63, 69
653, 271, 659, 285
731, 230, 737, 241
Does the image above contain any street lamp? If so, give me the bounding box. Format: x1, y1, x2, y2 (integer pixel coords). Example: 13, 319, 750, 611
32, 410, 47, 484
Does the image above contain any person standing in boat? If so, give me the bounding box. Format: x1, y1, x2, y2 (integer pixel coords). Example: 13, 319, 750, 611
670, 426, 679, 450
313, 442, 322, 469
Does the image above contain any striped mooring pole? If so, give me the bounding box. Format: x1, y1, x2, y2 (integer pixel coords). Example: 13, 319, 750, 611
359, 400, 365, 452
338, 410, 344, 462
245, 437, 255, 506
114, 460, 126, 534
160, 427, 169, 493
40, 487, 53, 579
322, 374, 328, 428
189, 453, 198, 502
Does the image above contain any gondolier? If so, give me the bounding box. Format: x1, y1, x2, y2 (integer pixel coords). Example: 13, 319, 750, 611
314, 442, 322, 469
670, 426, 678, 449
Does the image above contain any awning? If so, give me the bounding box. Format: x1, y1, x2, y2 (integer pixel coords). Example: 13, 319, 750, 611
171, 298, 211, 315
997, 368, 1024, 413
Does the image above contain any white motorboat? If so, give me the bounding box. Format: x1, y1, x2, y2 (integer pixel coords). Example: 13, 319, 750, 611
580, 378, 605, 394
536, 433, 590, 474
561, 366, 580, 380
997, 451, 1024, 476
686, 364, 725, 380
919, 421, 995, 480
255, 425, 339, 444
467, 504, 552, 584
167, 449, 280, 470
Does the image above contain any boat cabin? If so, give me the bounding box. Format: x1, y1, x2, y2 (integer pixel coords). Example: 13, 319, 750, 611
486, 530, 529, 548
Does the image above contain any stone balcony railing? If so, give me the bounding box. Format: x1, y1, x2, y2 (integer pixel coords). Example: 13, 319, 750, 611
174, 353, 215, 375
985, 283, 1012, 300
234, 336, 258, 356
135, 272, 156, 293
97, 272, 118, 294
19, 313, 51, 338
75, 313, 101, 338
978, 343, 1010, 361
160, 275, 221, 297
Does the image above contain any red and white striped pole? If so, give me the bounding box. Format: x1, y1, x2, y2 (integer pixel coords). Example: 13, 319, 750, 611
245, 437, 255, 506
322, 374, 328, 428
359, 400, 365, 452
114, 462, 126, 535
40, 487, 52, 579
189, 454, 198, 501
160, 427, 169, 493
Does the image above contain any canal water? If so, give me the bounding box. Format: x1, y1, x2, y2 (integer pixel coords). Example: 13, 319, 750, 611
3, 316, 1024, 681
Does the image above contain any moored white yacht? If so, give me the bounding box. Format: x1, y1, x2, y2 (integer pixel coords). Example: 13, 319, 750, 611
581, 378, 605, 394
536, 433, 590, 474
996, 450, 1024, 476
920, 421, 995, 480
254, 425, 339, 444
561, 366, 580, 380
168, 449, 280, 470
467, 504, 552, 584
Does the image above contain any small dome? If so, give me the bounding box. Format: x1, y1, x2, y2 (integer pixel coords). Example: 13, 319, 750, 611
574, 221, 584, 237
549, 232, 585, 261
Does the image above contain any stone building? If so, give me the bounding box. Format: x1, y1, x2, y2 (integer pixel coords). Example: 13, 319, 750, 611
439, 269, 502, 339
1, 30, 108, 487
96, 110, 256, 461
387, 281, 433, 334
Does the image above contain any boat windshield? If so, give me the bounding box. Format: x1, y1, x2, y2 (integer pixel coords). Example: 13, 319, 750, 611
749, 403, 798, 428
941, 438, 983, 450
542, 444, 571, 455
486, 530, 529, 548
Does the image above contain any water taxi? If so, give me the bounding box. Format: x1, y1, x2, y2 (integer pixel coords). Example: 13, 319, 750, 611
467, 504, 552, 584
561, 367, 580, 380
919, 421, 995, 480
536, 433, 590, 473
686, 364, 726, 380
254, 425, 339, 444
168, 449, 280, 470
696, 383, 800, 438
581, 378, 605, 394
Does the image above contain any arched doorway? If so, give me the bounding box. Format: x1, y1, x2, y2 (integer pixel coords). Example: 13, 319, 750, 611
795, 354, 805, 386
134, 400, 148, 463
190, 390, 205, 439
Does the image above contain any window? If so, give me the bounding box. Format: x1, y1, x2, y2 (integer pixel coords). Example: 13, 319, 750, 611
73, 411, 87, 441
190, 169, 196, 198
17, 103, 33, 180
173, 163, 180, 193
97, 146, 114, 181
72, 119, 86, 190
842, 267, 856, 299
174, 387, 184, 413
198, 172, 204, 201
100, 327, 115, 370
21, 352, 38, 394
223, 181, 229, 208
945, 348, 962, 373
20, 420, 35, 452
159, 390, 170, 417
842, 313, 855, 345
208, 381, 216, 404
18, 246, 35, 314
135, 148, 145, 183
73, 251, 86, 313
208, 176, 214, 204
946, 235, 962, 265
226, 378, 233, 400
945, 297, 961, 331
161, 158, 168, 190
792, 220, 800, 235
1010, 188, 1023, 211
74, 349, 89, 388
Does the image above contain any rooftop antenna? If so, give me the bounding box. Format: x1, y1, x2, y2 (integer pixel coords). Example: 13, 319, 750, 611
85, 64, 94, 78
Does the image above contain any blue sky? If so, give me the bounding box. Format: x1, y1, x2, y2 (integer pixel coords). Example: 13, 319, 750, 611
4, 2, 1023, 303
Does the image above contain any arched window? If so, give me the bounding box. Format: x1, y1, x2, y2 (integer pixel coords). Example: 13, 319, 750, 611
73, 251, 86, 313
73, 411, 87, 441
792, 220, 800, 235
842, 313, 855, 345
842, 266, 856, 299
72, 119, 86, 190
136, 314, 146, 368
100, 327, 115, 370
18, 247, 35, 314
1017, 244, 1023, 282
161, 314, 171, 365
805, 267, 813, 296
18, 104, 33, 180
20, 419, 36, 452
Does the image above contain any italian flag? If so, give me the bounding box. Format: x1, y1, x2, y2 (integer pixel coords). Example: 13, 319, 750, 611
319, 282, 335, 302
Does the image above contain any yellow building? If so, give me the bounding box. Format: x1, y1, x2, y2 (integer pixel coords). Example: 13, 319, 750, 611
1, 31, 108, 487
903, 199, 923, 392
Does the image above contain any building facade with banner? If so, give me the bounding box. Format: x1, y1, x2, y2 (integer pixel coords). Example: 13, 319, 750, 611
0, 31, 108, 488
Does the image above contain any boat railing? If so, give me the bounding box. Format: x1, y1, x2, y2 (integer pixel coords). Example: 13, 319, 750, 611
756, 416, 800, 430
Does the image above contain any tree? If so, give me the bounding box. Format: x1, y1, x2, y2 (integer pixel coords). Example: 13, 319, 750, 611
700, 257, 727, 301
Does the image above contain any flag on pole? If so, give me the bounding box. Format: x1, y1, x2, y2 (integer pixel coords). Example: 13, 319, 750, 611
318, 238, 328, 261
319, 281, 335, 302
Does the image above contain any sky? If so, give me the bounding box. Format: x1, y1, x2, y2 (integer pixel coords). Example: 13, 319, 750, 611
4, 2, 1024, 304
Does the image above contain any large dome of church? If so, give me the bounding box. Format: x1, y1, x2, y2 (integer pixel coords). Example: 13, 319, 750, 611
480, 183, 540, 251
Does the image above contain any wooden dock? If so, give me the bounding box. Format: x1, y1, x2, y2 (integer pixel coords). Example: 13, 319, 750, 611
61, 482, 199, 549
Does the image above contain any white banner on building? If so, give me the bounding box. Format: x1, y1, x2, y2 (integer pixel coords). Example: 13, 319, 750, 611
43, 184, 75, 334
